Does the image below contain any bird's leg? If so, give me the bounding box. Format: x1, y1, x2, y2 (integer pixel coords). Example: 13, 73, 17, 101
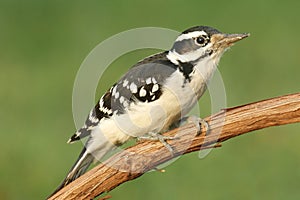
138, 132, 178, 154
177, 116, 210, 136
137, 116, 209, 154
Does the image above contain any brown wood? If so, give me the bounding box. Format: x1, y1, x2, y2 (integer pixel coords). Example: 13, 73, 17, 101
49, 92, 300, 200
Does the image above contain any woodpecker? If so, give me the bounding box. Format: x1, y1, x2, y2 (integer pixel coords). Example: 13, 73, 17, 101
51, 26, 249, 195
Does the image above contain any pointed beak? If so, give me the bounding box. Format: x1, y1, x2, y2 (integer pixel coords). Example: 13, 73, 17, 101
213, 33, 250, 48
221, 33, 250, 45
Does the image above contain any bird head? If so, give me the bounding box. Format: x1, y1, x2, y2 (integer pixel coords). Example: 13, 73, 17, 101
168, 26, 249, 65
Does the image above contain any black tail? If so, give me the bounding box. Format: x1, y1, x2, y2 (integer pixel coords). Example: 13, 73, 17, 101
48, 147, 94, 198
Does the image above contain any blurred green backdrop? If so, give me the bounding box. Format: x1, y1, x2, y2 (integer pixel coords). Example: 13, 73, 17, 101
1, 0, 300, 199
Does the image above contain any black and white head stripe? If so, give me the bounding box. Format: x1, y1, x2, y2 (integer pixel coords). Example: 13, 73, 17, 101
174, 26, 220, 42
167, 26, 221, 64
181, 26, 221, 36
175, 30, 208, 42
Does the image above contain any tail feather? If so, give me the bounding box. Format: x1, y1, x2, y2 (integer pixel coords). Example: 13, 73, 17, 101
48, 147, 94, 198
48, 135, 117, 199
48, 129, 116, 198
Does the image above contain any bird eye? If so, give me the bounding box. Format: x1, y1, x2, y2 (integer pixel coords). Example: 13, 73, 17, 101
195, 36, 208, 46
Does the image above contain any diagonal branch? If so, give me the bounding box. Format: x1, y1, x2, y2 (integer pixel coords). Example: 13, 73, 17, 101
49, 92, 300, 200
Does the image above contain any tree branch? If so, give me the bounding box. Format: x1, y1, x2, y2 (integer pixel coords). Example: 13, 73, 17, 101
49, 92, 300, 200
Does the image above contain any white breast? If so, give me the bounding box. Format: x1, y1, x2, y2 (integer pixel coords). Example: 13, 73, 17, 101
162, 57, 217, 116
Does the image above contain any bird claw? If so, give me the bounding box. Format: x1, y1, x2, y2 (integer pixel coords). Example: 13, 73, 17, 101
137, 116, 209, 155
138, 132, 179, 155
179, 116, 210, 136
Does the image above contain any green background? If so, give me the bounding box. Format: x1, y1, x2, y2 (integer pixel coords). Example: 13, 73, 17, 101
1, 0, 300, 199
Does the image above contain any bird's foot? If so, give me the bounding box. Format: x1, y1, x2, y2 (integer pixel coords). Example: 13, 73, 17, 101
178, 116, 210, 136
138, 132, 179, 155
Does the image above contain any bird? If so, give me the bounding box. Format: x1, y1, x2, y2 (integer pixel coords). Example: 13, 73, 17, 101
50, 25, 249, 196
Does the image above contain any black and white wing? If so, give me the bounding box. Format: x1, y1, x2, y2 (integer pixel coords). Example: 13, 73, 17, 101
67, 51, 178, 143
